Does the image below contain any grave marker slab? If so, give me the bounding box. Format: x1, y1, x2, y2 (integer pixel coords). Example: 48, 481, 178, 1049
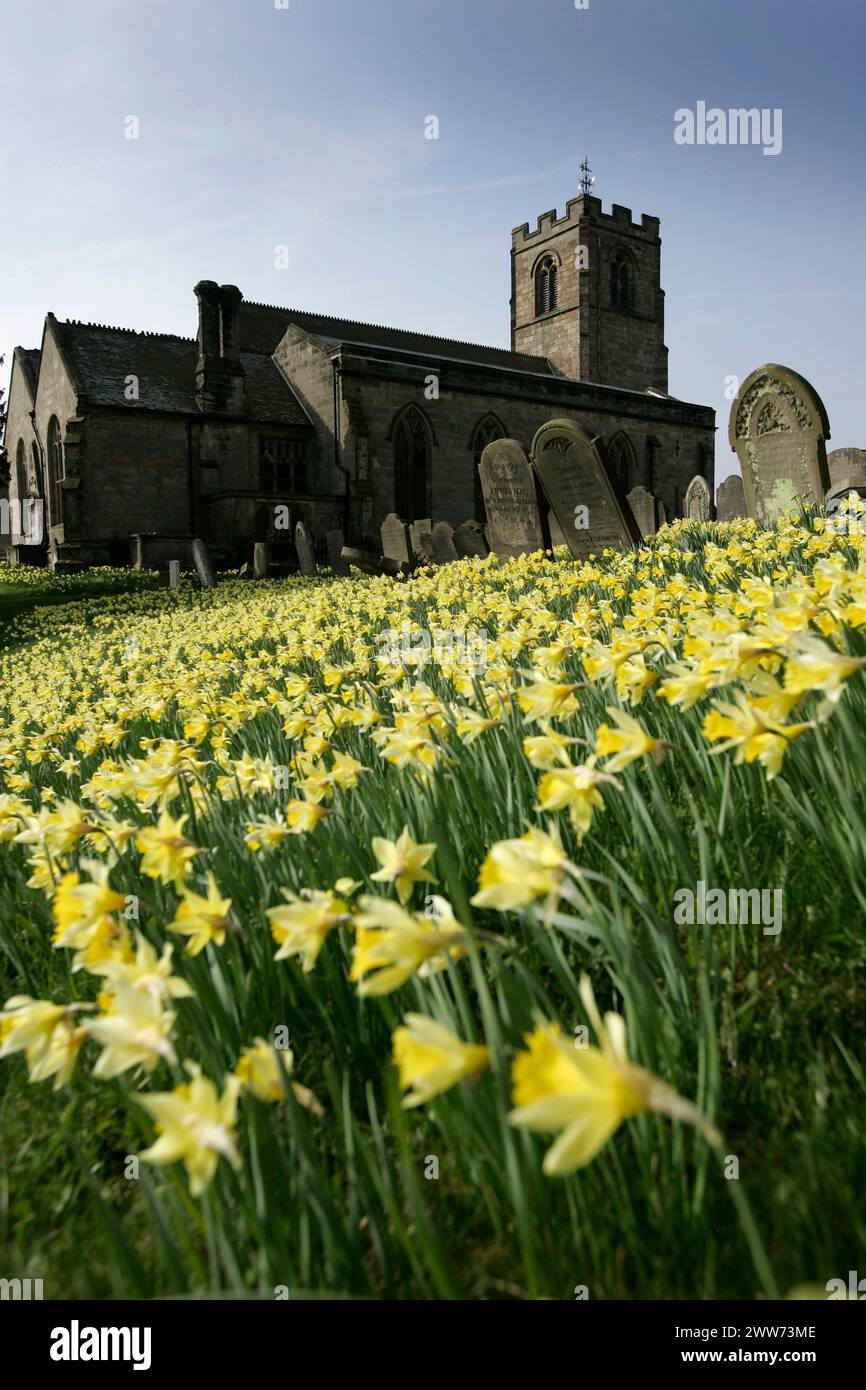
716, 474, 747, 521
431, 521, 458, 564
478, 438, 544, 558
342, 546, 400, 577
684, 475, 712, 522
168, 560, 181, 589
627, 486, 658, 538
191, 538, 216, 589
826, 448, 866, 499
253, 541, 269, 579
729, 364, 831, 526
295, 523, 317, 576
326, 529, 350, 575
381, 513, 414, 566
453, 519, 488, 559
530, 419, 641, 560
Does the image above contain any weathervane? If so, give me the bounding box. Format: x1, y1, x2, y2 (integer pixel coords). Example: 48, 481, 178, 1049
579, 155, 596, 196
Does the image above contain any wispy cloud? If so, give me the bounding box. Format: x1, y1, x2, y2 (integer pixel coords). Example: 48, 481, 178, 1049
397, 170, 556, 199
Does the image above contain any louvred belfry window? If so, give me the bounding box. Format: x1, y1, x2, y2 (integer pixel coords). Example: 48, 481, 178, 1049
535, 257, 558, 316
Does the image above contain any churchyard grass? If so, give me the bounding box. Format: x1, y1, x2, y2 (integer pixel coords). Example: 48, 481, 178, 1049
1, 511, 865, 1299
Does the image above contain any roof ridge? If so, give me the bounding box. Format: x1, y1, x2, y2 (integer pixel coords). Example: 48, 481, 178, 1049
241, 300, 549, 360
62, 319, 195, 343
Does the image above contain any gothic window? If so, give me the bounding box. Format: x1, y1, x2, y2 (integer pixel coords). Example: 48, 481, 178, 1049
610, 250, 633, 311
259, 437, 309, 493
471, 414, 506, 523
535, 256, 559, 316
46, 416, 63, 526
607, 432, 636, 493
393, 405, 431, 519
15, 440, 27, 501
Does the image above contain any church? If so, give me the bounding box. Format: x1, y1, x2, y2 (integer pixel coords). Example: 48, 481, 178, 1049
2, 186, 715, 569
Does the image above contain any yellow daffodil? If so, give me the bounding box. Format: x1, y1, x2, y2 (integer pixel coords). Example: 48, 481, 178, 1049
135, 809, 200, 889
370, 825, 437, 904
234, 1037, 323, 1113
169, 874, 233, 956
472, 827, 570, 910
392, 1013, 489, 1107
84, 983, 177, 1078
267, 888, 349, 971
350, 895, 467, 996
138, 1063, 241, 1196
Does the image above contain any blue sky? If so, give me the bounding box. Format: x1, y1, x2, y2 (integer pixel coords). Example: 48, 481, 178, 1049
2, 0, 864, 481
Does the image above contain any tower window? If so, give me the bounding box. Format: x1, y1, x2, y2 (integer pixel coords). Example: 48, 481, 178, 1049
393, 405, 431, 519
535, 256, 559, 316
610, 251, 633, 311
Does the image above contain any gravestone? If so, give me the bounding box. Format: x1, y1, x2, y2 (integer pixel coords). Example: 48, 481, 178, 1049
478, 438, 544, 558
547, 509, 567, 549
627, 486, 658, 538
716, 474, 747, 521
684, 475, 712, 522
728, 364, 831, 526
342, 546, 400, 577
381, 513, 414, 567
409, 518, 432, 558
431, 521, 458, 564
826, 448, 866, 499
295, 523, 317, 576
168, 560, 181, 589
453, 519, 488, 559
657, 500, 669, 528
253, 541, 269, 579
326, 529, 350, 575
191, 538, 216, 589
530, 419, 641, 560
238, 562, 252, 580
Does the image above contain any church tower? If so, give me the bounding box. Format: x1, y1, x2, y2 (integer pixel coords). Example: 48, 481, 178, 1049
510, 183, 669, 393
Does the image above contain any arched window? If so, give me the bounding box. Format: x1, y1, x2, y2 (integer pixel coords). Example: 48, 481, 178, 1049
607, 432, 636, 493
15, 439, 27, 502
46, 417, 63, 527
610, 250, 633, 311
470, 415, 506, 523
535, 256, 559, 316
393, 406, 431, 519
31, 442, 43, 497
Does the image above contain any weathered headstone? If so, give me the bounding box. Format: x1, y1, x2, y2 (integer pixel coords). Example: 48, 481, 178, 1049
627, 486, 658, 538
453, 519, 489, 559
326, 529, 350, 575
716, 474, 747, 521
530, 419, 641, 560
431, 521, 458, 564
826, 448, 866, 499
478, 439, 544, 558
547, 509, 567, 549
168, 560, 181, 588
295, 522, 317, 576
342, 546, 400, 577
253, 541, 269, 579
238, 562, 252, 580
413, 529, 436, 565
191, 538, 216, 589
381, 513, 414, 567
409, 518, 432, 557
684, 475, 712, 522
729, 364, 831, 526
657, 500, 669, 528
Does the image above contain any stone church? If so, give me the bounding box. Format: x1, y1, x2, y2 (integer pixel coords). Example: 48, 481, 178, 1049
2, 188, 715, 569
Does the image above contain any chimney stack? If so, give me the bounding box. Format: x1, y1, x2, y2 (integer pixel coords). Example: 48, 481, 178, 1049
194, 281, 245, 414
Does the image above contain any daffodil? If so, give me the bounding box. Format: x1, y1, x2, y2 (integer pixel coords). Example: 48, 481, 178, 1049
234, 1037, 323, 1113
267, 888, 349, 971
471, 827, 570, 910
392, 1013, 489, 1107
138, 1063, 241, 1196
370, 825, 437, 904
594, 708, 664, 772
508, 976, 718, 1175
169, 874, 233, 956
136, 809, 200, 889
535, 758, 620, 840
84, 983, 177, 1078
350, 895, 467, 996
702, 692, 812, 779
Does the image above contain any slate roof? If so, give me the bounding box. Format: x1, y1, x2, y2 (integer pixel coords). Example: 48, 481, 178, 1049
51, 320, 311, 425
239, 301, 558, 375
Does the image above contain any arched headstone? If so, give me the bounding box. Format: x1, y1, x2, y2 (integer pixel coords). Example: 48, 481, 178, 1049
728, 364, 831, 526
530, 419, 641, 559
684, 475, 711, 522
